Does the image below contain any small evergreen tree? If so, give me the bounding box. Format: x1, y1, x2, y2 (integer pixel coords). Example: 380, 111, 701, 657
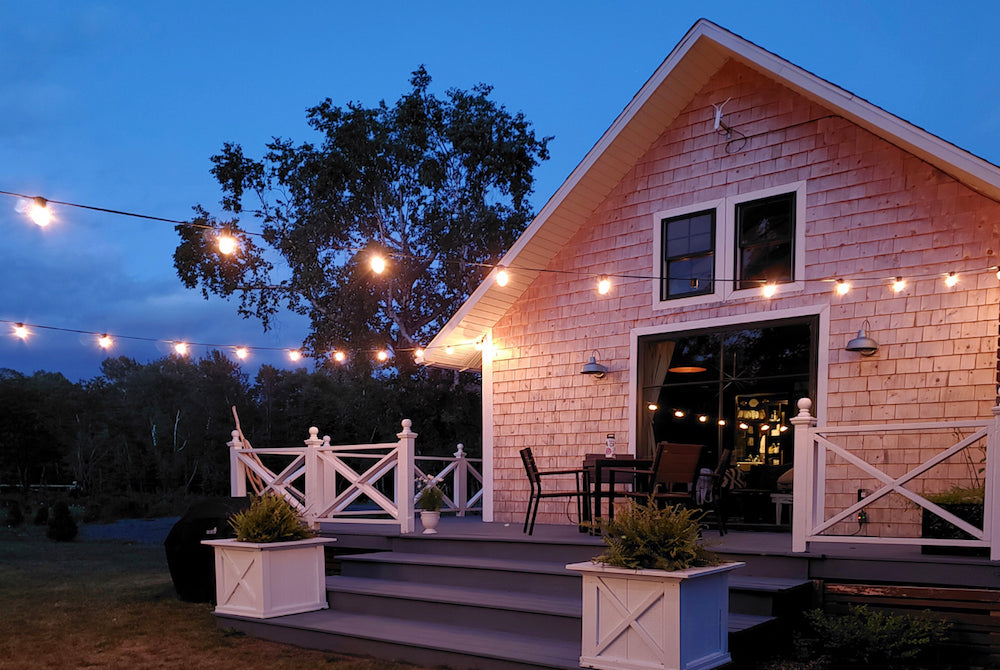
46, 501, 78, 541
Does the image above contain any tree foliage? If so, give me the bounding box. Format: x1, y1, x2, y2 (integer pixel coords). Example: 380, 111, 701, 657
174, 66, 551, 363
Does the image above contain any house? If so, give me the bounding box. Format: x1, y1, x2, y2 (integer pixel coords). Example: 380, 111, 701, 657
424, 19, 1000, 532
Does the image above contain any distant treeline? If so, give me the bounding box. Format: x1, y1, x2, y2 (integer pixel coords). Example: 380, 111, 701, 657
0, 353, 482, 501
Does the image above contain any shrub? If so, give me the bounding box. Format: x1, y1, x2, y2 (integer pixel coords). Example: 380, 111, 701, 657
801, 604, 950, 669
46, 501, 78, 542
32, 504, 49, 525
229, 493, 314, 543
925, 485, 984, 505
593, 499, 719, 571
417, 484, 444, 511
4, 500, 24, 527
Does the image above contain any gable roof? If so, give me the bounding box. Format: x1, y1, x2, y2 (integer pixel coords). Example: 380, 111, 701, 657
424, 18, 1000, 372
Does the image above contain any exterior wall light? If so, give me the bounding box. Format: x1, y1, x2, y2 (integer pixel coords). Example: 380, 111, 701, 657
845, 320, 879, 356
580, 350, 607, 378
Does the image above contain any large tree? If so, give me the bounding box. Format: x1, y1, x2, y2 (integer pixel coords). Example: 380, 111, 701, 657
174, 67, 551, 365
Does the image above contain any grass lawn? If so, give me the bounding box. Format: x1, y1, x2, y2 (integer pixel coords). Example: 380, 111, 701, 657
0, 525, 424, 670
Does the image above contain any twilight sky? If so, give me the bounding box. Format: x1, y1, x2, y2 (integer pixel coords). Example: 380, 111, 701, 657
2, 0, 998, 381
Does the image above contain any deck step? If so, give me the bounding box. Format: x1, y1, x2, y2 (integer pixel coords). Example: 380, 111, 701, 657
218, 611, 582, 670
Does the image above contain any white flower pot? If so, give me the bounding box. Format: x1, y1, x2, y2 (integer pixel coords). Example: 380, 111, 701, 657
566, 560, 744, 670
420, 510, 441, 534
203, 537, 334, 619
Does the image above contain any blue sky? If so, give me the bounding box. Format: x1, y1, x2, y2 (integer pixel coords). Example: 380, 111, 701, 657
2, 1, 998, 381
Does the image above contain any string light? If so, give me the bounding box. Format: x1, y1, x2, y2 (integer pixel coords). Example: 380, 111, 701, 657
892, 277, 906, 293
370, 255, 386, 274
288, 349, 301, 362
717, 419, 727, 427
647, 403, 659, 411
495, 268, 509, 287
762, 283, 777, 298
698, 414, 708, 423
673, 409, 686, 418
597, 276, 611, 295
414, 348, 425, 360
217, 233, 238, 255
29, 197, 51, 227
235, 347, 249, 360
98, 334, 113, 349
13, 323, 29, 339
835, 279, 850, 296
445, 345, 454, 355
376, 350, 389, 362
173, 342, 188, 355
945, 272, 958, 287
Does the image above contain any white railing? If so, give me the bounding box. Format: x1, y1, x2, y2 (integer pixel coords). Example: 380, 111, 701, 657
792, 399, 1000, 560
229, 419, 483, 533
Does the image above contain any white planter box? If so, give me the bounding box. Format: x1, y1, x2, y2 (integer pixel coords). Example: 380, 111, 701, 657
203, 537, 335, 619
566, 561, 744, 670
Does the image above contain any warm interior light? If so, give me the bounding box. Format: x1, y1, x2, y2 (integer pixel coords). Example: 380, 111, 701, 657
779, 425, 789, 432
332, 350, 346, 362
29, 197, 51, 226
288, 349, 301, 361
173, 342, 188, 355
495, 269, 509, 287
760, 424, 770, 432
376, 350, 388, 362
668, 366, 707, 374
217, 234, 237, 255
892, 277, 906, 293
597, 276, 611, 295
98, 334, 113, 349
944, 272, 958, 287
647, 403, 659, 411
835, 279, 850, 295
13, 323, 29, 339
370, 255, 386, 274
673, 409, 686, 418
235, 347, 248, 359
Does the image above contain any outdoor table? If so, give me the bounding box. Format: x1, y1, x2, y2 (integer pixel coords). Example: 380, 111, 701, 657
583, 454, 652, 526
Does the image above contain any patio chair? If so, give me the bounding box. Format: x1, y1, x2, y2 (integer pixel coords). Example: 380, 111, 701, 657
519, 447, 590, 535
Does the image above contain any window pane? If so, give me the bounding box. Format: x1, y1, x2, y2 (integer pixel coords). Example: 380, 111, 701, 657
660, 209, 715, 301
738, 199, 792, 245
666, 212, 713, 257
666, 255, 714, 297
736, 193, 795, 286
740, 242, 792, 284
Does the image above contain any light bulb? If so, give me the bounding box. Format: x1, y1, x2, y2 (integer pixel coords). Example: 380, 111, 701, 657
173, 342, 188, 355
739, 422, 749, 430
235, 347, 248, 359
698, 415, 709, 423
892, 277, 906, 293
332, 350, 346, 362
98, 334, 113, 349
762, 283, 777, 298
718, 419, 727, 427
370, 255, 386, 274
414, 348, 425, 360
647, 403, 659, 411
217, 234, 237, 255
376, 350, 388, 362
597, 276, 611, 295
835, 279, 850, 295
995, 266, 1000, 280
29, 197, 51, 227
13, 323, 29, 339
673, 409, 686, 418
288, 349, 301, 362
945, 272, 958, 287
445, 345, 454, 355
495, 269, 509, 287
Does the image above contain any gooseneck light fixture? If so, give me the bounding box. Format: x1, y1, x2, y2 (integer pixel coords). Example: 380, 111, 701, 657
580, 350, 607, 379
845, 320, 879, 356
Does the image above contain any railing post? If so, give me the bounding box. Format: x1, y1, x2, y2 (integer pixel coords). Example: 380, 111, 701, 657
454, 444, 468, 517
229, 430, 246, 498
989, 406, 1000, 561
397, 419, 417, 534
791, 398, 817, 553
304, 427, 323, 527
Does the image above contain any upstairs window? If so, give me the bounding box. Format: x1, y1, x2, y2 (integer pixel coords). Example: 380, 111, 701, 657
735, 193, 795, 290
660, 209, 715, 300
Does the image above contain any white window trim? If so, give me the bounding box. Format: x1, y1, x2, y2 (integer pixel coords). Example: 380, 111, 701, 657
652, 181, 807, 311
627, 303, 830, 455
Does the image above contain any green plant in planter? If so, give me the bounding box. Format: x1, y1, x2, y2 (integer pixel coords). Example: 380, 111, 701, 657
925, 484, 984, 505
229, 493, 315, 543
417, 483, 444, 512
594, 499, 720, 571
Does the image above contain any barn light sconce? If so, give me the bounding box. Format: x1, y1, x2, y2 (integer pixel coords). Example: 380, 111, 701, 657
580, 350, 607, 379
845, 320, 879, 356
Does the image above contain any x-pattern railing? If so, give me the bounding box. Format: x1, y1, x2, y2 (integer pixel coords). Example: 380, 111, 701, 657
415, 445, 484, 516
792, 399, 1000, 560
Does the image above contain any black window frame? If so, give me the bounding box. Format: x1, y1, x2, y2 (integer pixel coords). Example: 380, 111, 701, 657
660, 208, 716, 301
735, 192, 796, 290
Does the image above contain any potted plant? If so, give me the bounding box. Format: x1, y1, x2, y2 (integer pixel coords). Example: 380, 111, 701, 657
566, 500, 744, 670
417, 479, 444, 534
202, 493, 334, 618
921, 484, 986, 556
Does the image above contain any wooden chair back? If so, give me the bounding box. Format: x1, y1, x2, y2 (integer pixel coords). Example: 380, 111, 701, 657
520, 447, 540, 487
652, 442, 703, 493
